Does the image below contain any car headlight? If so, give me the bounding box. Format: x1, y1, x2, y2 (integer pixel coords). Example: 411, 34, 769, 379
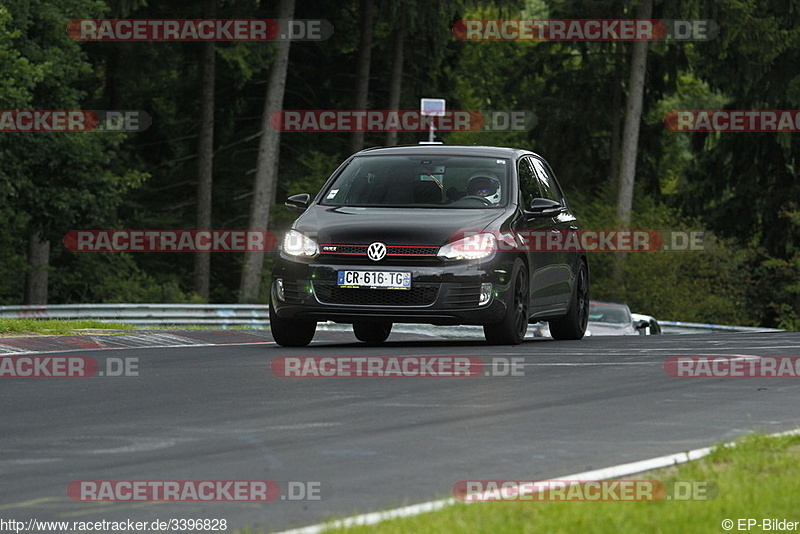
438, 232, 496, 260
283, 229, 319, 257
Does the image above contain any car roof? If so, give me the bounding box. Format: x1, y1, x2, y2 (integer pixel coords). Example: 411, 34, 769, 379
590, 301, 632, 310
352, 145, 538, 159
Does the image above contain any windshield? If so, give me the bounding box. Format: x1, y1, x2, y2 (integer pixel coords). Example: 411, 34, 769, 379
320, 155, 510, 208
588, 304, 632, 324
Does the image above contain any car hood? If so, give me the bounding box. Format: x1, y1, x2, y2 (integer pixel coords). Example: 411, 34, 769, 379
586, 322, 639, 336
294, 206, 509, 246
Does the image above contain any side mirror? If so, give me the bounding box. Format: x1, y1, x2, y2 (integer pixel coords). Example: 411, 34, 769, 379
527, 197, 565, 218
635, 319, 650, 332
285, 193, 311, 212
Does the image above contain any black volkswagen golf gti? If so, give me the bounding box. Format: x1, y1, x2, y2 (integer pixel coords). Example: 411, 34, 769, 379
270, 145, 589, 346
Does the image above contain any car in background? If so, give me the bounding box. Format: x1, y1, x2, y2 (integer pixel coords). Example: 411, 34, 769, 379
269, 145, 589, 347
586, 301, 649, 336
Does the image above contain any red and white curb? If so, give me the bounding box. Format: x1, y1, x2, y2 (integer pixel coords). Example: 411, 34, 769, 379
0, 330, 274, 356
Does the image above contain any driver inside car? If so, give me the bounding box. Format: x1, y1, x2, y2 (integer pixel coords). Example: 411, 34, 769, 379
465, 172, 502, 205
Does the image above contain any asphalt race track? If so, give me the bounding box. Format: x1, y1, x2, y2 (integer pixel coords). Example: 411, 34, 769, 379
1, 330, 799, 533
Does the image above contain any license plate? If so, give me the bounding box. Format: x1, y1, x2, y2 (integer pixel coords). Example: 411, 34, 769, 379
337, 270, 411, 290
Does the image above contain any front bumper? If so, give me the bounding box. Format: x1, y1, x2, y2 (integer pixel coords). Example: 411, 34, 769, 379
270, 255, 517, 325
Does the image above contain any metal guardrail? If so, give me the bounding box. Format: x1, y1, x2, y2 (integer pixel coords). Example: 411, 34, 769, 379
0, 304, 786, 332
0, 304, 270, 327
659, 320, 784, 334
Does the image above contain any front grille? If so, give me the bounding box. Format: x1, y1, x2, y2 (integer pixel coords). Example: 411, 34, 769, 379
319, 244, 439, 257
313, 282, 439, 306
387, 246, 440, 256
441, 284, 482, 307
314, 256, 442, 267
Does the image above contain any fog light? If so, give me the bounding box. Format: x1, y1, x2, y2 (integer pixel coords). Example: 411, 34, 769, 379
275, 279, 285, 301
479, 282, 492, 305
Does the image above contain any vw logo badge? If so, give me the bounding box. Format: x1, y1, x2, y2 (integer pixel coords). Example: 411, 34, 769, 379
367, 242, 387, 261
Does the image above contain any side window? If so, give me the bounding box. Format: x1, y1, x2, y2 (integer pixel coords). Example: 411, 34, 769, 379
530, 158, 565, 204
517, 157, 541, 209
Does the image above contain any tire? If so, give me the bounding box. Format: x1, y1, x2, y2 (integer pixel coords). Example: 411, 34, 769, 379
269, 302, 317, 347
549, 260, 589, 340
353, 321, 392, 345
483, 258, 528, 345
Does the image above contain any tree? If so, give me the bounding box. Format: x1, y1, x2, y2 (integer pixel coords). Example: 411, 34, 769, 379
0, 0, 146, 304
612, 0, 653, 286
385, 4, 407, 146
193, 0, 218, 301
674, 0, 800, 325
349, 0, 375, 153
239, 0, 295, 303
615, 0, 653, 227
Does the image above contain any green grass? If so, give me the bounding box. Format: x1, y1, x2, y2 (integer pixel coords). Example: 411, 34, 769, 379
0, 318, 133, 335
252, 432, 800, 534
143, 325, 267, 331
